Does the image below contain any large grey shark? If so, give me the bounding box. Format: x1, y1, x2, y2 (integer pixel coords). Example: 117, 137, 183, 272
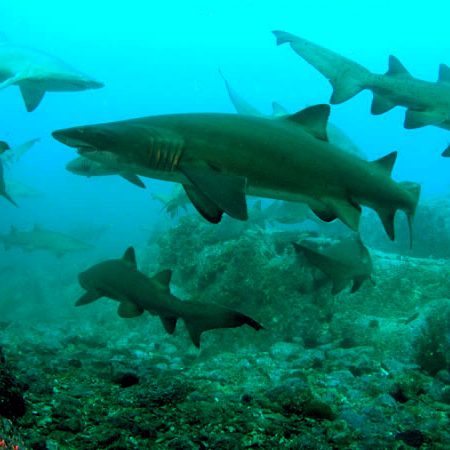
52, 106, 420, 241
292, 235, 373, 294
66, 156, 146, 188
220, 71, 364, 158
0, 224, 92, 257
77, 247, 263, 347
273, 30, 450, 130
0, 39, 103, 111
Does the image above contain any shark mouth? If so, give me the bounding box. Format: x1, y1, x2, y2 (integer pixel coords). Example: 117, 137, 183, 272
52, 129, 99, 153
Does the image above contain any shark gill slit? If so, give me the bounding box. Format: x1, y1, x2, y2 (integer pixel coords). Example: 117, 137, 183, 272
147, 138, 183, 172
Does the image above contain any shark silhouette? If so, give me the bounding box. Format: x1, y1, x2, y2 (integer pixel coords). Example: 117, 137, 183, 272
0, 38, 103, 111
274, 30, 450, 131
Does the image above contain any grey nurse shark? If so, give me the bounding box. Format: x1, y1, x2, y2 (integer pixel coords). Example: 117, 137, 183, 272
0, 38, 103, 111
273, 30, 450, 131
52, 105, 420, 242
77, 246, 263, 347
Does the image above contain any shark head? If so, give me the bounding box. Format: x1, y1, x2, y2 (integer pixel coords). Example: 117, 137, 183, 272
53, 125, 119, 153
66, 156, 97, 176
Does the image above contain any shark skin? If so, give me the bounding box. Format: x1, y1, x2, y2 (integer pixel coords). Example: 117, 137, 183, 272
52, 106, 421, 242
66, 156, 146, 188
77, 247, 263, 347
292, 235, 373, 295
0, 41, 104, 111
273, 30, 450, 131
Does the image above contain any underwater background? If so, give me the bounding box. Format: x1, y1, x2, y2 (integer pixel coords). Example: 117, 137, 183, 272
0, 1, 449, 448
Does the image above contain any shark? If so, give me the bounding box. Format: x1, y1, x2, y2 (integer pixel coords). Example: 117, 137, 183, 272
66, 155, 146, 188
273, 30, 450, 131
0, 39, 103, 111
52, 105, 420, 242
76, 247, 263, 347
0, 224, 92, 257
292, 235, 373, 294
220, 71, 365, 158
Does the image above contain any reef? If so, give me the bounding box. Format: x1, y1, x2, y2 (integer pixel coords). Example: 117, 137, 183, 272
1, 215, 449, 449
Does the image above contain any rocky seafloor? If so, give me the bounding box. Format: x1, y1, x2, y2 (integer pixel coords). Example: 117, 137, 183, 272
1, 215, 449, 449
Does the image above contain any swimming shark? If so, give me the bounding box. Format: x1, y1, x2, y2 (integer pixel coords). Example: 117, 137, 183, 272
77, 247, 263, 347
0, 39, 103, 111
292, 235, 373, 294
273, 30, 450, 131
0, 224, 92, 257
220, 71, 364, 158
52, 106, 420, 242
66, 156, 146, 188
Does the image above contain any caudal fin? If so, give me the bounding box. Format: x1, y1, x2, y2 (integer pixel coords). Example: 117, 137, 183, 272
273, 30, 371, 104
182, 302, 263, 347
1, 189, 17, 206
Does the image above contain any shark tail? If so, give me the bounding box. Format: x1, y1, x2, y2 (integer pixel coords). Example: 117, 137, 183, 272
183, 304, 263, 348
273, 30, 372, 104
1, 189, 18, 207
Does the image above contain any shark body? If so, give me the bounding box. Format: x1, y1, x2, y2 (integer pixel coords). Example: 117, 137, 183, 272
77, 247, 263, 347
293, 235, 373, 294
52, 107, 420, 241
0, 225, 92, 257
0, 41, 103, 111
274, 30, 450, 130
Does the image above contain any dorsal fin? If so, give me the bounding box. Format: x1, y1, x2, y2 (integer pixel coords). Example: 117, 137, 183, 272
122, 246, 137, 268
283, 104, 330, 142
152, 269, 172, 290
372, 151, 397, 175
386, 55, 412, 78
271, 101, 288, 116
438, 64, 450, 83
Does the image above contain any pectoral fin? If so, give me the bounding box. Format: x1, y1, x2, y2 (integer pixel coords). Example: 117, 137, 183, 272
75, 290, 101, 306
120, 173, 145, 188
181, 166, 248, 221
19, 85, 45, 112
183, 184, 224, 223
117, 301, 144, 318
